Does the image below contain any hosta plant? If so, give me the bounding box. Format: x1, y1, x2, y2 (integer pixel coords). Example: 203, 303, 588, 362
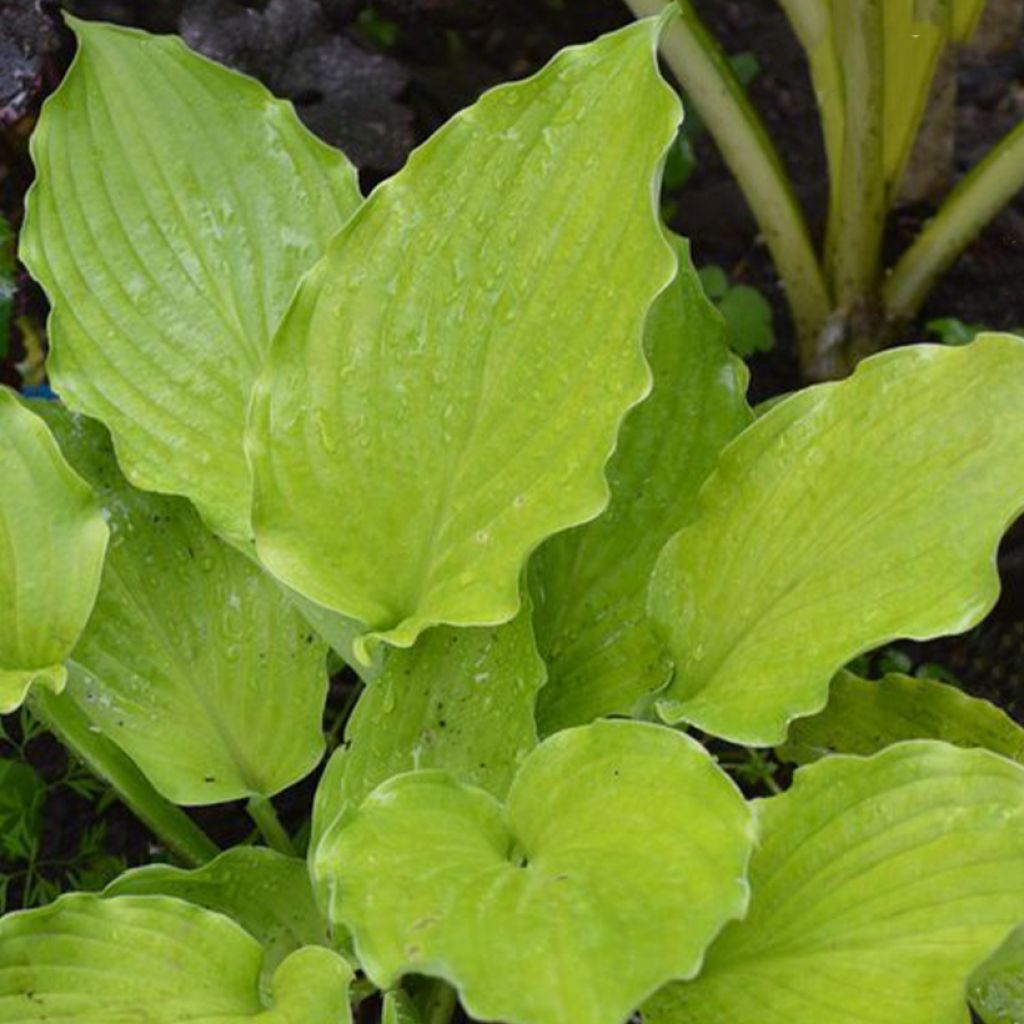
3, 13, 1024, 1024
624, 0, 1024, 378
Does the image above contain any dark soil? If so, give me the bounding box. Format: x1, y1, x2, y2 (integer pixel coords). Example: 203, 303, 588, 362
1, 0, 1023, 903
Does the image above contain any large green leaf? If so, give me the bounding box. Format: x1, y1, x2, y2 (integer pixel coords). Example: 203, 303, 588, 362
248, 18, 681, 657
0, 390, 108, 712
530, 237, 749, 732
20, 19, 361, 546
779, 669, 1024, 764
319, 720, 754, 1024
0, 893, 351, 1023
310, 606, 545, 857
34, 404, 328, 805
645, 741, 1024, 1024
104, 848, 329, 985
649, 335, 1024, 745
971, 925, 1024, 1024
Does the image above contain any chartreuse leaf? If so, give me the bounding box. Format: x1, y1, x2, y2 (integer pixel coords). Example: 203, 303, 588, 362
248, 18, 681, 657
33, 403, 328, 805
20, 19, 361, 546
0, 390, 107, 712
318, 720, 754, 1024
104, 848, 329, 984
971, 926, 1024, 1024
0, 893, 351, 1023
645, 741, 1024, 1024
310, 606, 545, 856
530, 238, 749, 732
649, 335, 1024, 745
779, 670, 1024, 765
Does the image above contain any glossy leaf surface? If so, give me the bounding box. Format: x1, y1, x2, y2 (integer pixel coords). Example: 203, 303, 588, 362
21, 19, 361, 544
320, 720, 754, 1024
645, 742, 1024, 1024
105, 848, 329, 984
779, 670, 1024, 764
0, 390, 107, 712
649, 335, 1024, 744
0, 893, 351, 1024
35, 405, 328, 805
248, 19, 681, 655
530, 238, 749, 732
311, 608, 545, 856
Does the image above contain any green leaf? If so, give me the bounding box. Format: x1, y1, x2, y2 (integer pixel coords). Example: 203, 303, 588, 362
104, 848, 329, 984
970, 925, 1024, 1024
716, 283, 774, 356
248, 18, 681, 657
926, 315, 985, 346
0, 759, 45, 862
645, 741, 1024, 1024
778, 670, 1024, 765
318, 720, 754, 1024
0, 390, 108, 712
649, 335, 1024, 745
34, 404, 328, 805
20, 19, 361, 546
530, 239, 749, 732
311, 606, 545, 857
0, 893, 352, 1023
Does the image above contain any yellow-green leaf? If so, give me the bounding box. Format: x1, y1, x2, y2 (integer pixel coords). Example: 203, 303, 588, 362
0, 893, 351, 1024
318, 720, 754, 1024
779, 669, 1024, 765
35, 403, 328, 805
20, 19, 361, 545
0, 389, 108, 712
646, 742, 1024, 1024
649, 335, 1024, 745
530, 237, 750, 732
248, 18, 681, 657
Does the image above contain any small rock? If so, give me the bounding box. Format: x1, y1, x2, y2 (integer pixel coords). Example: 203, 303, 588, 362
181, 0, 413, 171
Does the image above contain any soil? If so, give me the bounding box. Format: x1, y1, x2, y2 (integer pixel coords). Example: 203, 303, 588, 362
1, 0, 1023, 913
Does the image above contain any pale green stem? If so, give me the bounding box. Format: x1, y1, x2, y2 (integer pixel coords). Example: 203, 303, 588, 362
247, 794, 297, 856
623, 0, 832, 353
777, 0, 844, 208
885, 118, 1024, 322
31, 688, 219, 867
826, 0, 886, 309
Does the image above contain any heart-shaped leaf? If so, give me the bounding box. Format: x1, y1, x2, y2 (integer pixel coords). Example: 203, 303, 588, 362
310, 606, 545, 858
0, 893, 351, 1023
34, 403, 328, 805
530, 237, 750, 732
778, 669, 1024, 765
0, 390, 108, 712
20, 19, 361, 545
317, 720, 754, 1024
104, 848, 329, 984
247, 18, 681, 656
649, 335, 1024, 745
645, 741, 1024, 1024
